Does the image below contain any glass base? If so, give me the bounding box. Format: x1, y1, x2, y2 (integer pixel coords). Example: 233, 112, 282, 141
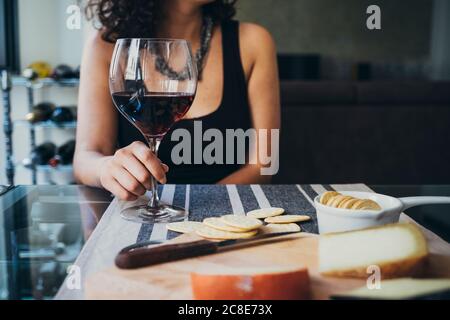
120, 203, 188, 224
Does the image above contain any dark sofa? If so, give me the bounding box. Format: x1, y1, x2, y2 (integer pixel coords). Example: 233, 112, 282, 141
274, 81, 450, 184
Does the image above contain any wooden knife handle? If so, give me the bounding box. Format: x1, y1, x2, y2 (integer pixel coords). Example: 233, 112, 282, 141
115, 240, 218, 269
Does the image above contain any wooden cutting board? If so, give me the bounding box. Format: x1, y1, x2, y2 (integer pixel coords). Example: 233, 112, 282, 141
84, 233, 450, 300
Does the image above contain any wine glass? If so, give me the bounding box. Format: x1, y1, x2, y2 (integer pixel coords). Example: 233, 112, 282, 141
109, 39, 197, 223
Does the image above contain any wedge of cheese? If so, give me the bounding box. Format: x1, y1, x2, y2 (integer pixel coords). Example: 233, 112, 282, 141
191, 266, 310, 300
319, 223, 428, 279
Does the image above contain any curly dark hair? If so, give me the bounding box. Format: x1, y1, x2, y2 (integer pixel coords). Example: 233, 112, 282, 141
85, 0, 237, 43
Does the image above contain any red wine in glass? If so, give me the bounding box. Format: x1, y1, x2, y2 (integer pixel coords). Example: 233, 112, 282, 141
110, 38, 197, 224
112, 91, 194, 139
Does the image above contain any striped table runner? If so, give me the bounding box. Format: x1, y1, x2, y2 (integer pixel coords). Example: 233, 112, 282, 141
138, 184, 328, 242
55, 183, 449, 300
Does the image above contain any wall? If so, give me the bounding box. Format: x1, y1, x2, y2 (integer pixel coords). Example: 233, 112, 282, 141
18, 0, 85, 68
430, 0, 450, 80
236, 0, 432, 61
236, 0, 435, 79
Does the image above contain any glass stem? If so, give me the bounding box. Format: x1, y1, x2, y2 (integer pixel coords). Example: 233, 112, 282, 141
146, 137, 160, 209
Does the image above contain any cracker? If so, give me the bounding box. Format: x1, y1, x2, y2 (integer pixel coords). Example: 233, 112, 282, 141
261, 223, 301, 233
320, 191, 340, 205
353, 199, 382, 211
322, 192, 382, 211
203, 217, 247, 232
264, 215, 311, 224
247, 207, 285, 219
196, 225, 258, 240
329, 195, 353, 208
339, 197, 359, 209
220, 214, 263, 231
350, 199, 366, 210
166, 221, 203, 234
325, 194, 341, 206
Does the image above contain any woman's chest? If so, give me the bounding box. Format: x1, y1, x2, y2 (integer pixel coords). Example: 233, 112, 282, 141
183, 26, 252, 120
183, 30, 224, 120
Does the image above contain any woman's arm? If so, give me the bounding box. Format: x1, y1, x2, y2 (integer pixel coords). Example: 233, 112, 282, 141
74, 32, 168, 200
219, 23, 280, 184
74, 32, 117, 187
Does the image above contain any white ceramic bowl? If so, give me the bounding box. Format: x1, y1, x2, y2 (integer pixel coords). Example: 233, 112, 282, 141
314, 191, 450, 234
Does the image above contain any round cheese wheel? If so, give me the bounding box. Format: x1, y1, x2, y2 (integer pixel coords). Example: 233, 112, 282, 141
191, 266, 310, 300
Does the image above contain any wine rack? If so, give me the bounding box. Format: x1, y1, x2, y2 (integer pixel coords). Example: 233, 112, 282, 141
1, 70, 14, 185
14, 120, 77, 129
33, 164, 74, 172
1, 70, 78, 185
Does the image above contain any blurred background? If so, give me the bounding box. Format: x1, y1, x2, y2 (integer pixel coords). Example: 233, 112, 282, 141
0, 0, 449, 185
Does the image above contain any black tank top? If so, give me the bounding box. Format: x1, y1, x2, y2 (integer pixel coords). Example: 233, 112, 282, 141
117, 20, 251, 183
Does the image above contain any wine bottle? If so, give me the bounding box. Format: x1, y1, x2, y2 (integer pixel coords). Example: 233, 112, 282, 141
51, 64, 75, 80
22, 68, 39, 81
30, 142, 57, 166
50, 107, 75, 124
24, 61, 53, 79
26, 102, 55, 123
73, 66, 80, 79
49, 140, 76, 167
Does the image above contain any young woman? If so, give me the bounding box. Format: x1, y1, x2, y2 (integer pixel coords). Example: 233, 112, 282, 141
74, 0, 280, 200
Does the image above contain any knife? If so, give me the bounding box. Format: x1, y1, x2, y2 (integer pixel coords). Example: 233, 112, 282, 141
115, 231, 300, 269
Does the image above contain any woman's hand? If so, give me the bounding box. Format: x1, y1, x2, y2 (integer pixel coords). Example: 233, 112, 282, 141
99, 141, 169, 201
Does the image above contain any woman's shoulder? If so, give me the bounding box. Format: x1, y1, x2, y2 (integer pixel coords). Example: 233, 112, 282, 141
83, 29, 115, 62
236, 22, 277, 66
238, 22, 274, 43
238, 22, 276, 52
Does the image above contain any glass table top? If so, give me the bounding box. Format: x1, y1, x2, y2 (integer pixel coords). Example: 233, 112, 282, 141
0, 185, 112, 300
0, 184, 449, 300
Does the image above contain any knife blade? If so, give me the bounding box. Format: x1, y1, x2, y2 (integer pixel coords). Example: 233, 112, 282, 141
115, 231, 299, 269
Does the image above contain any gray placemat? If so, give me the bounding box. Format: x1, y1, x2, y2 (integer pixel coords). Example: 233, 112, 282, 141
136, 184, 323, 242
